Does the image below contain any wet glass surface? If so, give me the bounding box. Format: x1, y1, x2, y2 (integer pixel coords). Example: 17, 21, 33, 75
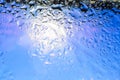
0, 0, 120, 80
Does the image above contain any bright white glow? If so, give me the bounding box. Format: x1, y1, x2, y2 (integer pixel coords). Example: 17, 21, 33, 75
18, 9, 76, 66
24, 9, 70, 60
27, 21, 67, 54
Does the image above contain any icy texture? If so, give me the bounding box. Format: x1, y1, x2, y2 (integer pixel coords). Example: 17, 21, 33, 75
0, 2, 120, 80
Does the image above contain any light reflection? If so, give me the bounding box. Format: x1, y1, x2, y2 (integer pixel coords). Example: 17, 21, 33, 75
27, 21, 67, 54
23, 9, 74, 65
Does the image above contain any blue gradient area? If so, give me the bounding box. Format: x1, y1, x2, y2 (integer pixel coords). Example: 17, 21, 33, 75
0, 3, 120, 80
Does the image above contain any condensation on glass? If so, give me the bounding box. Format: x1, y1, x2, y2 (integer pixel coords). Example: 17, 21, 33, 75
0, 0, 120, 80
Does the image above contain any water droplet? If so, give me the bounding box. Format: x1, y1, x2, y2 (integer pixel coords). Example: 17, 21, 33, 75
20, 4, 28, 9
11, 10, 16, 14
29, 0, 36, 5
44, 61, 51, 65
80, 2, 88, 12
51, 4, 63, 10
98, 21, 103, 25
11, 1, 16, 6
16, 20, 24, 27
16, 0, 21, 3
